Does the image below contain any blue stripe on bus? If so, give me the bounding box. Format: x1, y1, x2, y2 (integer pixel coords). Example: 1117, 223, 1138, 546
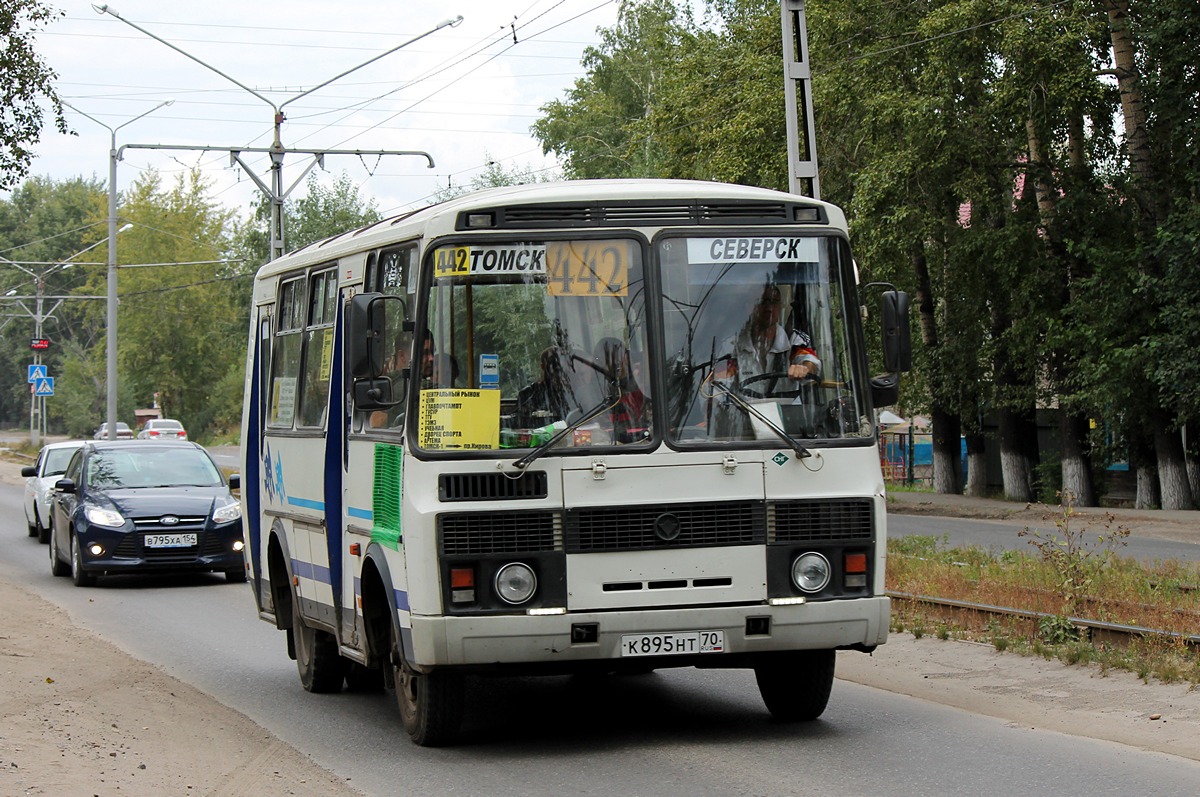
290, 558, 332, 585
347, 506, 372, 520
287, 496, 325, 511
393, 588, 410, 612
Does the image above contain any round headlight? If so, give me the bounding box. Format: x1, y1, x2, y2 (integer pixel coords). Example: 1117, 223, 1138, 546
494, 562, 537, 605
791, 552, 831, 593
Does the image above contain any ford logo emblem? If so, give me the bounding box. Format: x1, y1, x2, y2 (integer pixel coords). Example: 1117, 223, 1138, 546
653, 513, 681, 542
160, 515, 180, 525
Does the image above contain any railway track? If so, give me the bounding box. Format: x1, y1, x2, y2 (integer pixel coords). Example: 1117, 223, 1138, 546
887, 590, 1200, 650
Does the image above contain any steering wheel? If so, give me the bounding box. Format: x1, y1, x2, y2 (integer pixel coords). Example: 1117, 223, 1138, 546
737, 371, 814, 399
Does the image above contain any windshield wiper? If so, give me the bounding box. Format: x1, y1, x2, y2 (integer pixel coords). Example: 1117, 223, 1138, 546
510, 394, 617, 471
708, 379, 812, 460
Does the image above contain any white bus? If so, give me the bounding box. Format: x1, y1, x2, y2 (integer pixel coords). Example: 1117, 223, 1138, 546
239, 178, 910, 746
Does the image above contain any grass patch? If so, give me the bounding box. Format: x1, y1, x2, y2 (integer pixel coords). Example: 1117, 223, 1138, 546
889, 494, 1200, 686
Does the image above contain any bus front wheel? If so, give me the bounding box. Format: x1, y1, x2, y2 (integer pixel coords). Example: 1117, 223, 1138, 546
391, 626, 463, 746
754, 649, 836, 721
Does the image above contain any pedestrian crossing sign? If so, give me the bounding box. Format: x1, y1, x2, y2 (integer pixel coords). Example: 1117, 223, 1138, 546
28, 364, 47, 383
34, 377, 54, 397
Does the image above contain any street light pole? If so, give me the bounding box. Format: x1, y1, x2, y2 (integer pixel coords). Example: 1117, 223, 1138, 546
1, 231, 127, 446
92, 3, 460, 261
61, 99, 173, 442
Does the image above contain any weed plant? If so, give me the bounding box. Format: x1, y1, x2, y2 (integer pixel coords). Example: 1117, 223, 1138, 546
887, 502, 1200, 686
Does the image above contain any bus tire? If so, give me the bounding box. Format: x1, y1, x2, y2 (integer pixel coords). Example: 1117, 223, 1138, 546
392, 626, 463, 746
754, 649, 835, 722
292, 594, 346, 693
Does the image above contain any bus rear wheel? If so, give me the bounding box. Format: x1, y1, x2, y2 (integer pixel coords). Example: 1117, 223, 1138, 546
754, 649, 836, 721
292, 593, 346, 693
391, 626, 463, 746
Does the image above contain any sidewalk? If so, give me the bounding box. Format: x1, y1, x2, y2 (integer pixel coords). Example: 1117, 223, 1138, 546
886, 488, 1200, 544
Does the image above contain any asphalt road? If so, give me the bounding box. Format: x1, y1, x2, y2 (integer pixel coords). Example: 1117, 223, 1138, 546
2, 480, 1198, 796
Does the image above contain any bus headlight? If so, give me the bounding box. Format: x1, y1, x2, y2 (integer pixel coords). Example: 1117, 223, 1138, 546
791, 552, 831, 593
494, 562, 537, 605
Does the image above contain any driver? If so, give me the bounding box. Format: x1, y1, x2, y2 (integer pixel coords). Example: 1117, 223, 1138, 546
715, 284, 821, 386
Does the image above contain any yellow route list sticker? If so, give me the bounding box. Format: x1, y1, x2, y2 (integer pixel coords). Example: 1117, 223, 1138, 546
418, 389, 500, 450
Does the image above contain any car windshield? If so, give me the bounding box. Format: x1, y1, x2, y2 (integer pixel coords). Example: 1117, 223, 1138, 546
87, 448, 222, 489
43, 447, 78, 477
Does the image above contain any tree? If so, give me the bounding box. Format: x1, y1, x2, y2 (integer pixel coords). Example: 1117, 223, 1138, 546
0, 0, 68, 191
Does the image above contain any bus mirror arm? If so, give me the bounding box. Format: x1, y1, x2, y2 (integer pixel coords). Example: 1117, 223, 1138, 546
353, 376, 396, 411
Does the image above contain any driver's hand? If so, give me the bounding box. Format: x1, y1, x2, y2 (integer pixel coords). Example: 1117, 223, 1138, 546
787, 361, 815, 380
714, 360, 737, 380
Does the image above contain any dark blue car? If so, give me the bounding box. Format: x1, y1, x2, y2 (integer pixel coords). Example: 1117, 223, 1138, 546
48, 440, 244, 587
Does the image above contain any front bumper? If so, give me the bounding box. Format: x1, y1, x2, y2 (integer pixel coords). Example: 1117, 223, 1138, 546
408, 596, 889, 669
76, 523, 243, 574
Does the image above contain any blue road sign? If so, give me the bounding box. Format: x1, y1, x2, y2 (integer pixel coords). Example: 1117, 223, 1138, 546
34, 377, 54, 397
28, 364, 47, 383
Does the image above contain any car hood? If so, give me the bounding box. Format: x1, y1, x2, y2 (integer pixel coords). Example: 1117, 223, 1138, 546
91, 486, 234, 517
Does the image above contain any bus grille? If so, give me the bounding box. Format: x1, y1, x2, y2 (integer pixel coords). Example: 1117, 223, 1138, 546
564, 501, 766, 553
439, 511, 561, 555
770, 499, 874, 543
439, 471, 548, 502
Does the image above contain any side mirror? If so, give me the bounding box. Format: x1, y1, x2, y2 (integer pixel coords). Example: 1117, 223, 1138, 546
870, 373, 900, 407
227, 473, 241, 490
881, 291, 912, 373
354, 376, 397, 411
21, 465, 37, 477
349, 293, 387, 378
54, 478, 76, 494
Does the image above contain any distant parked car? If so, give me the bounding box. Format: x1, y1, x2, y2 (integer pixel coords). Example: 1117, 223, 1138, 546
22, 440, 86, 544
137, 418, 188, 440
94, 422, 134, 440
48, 440, 244, 587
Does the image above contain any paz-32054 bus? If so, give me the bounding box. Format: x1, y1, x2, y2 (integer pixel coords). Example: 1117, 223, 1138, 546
239, 179, 910, 746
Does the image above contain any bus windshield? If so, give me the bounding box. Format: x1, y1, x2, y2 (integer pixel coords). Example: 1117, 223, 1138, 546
416, 237, 652, 452
658, 233, 870, 447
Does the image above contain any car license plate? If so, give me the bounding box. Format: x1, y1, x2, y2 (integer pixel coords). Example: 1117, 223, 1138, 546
144, 533, 197, 548
620, 630, 725, 657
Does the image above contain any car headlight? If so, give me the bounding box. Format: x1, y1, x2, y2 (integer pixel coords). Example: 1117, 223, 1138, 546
791, 552, 831, 593
84, 505, 126, 528
494, 562, 537, 605
212, 501, 241, 524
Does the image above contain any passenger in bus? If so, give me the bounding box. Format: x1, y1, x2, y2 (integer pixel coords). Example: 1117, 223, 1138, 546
593, 337, 649, 443
369, 334, 434, 428
715, 284, 821, 386
515, 346, 572, 426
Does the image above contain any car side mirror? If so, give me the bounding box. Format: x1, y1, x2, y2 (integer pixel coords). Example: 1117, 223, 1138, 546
227, 473, 241, 490
54, 478, 76, 494
22, 465, 36, 477
348, 293, 408, 379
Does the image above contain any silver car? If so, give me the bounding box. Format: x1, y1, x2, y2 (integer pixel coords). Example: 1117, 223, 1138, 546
136, 418, 188, 440
22, 440, 86, 543
94, 422, 134, 440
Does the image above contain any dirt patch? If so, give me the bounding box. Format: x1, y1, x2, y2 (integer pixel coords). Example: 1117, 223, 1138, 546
0, 578, 361, 796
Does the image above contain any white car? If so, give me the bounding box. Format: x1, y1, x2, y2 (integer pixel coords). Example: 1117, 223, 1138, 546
136, 418, 188, 440
22, 440, 86, 544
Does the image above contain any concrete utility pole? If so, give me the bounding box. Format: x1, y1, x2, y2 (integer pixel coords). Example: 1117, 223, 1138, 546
92, 4, 458, 260
780, 0, 821, 199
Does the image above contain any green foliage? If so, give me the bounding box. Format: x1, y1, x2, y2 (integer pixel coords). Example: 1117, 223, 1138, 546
0, 0, 67, 191
1018, 491, 1131, 614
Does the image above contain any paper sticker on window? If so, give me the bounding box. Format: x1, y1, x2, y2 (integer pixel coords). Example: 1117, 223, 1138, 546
418, 389, 500, 450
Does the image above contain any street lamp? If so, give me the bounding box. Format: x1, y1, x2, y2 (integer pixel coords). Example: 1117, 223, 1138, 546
61, 98, 172, 442
0, 224, 132, 445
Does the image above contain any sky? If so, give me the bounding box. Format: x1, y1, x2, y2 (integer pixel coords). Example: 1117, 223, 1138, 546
21, 0, 622, 222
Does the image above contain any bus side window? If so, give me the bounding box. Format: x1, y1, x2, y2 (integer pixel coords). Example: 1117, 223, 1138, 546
356, 245, 415, 433
267, 277, 305, 428
298, 268, 339, 428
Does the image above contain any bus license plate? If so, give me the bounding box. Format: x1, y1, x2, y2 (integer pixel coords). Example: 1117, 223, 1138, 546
144, 533, 197, 548
620, 631, 725, 657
